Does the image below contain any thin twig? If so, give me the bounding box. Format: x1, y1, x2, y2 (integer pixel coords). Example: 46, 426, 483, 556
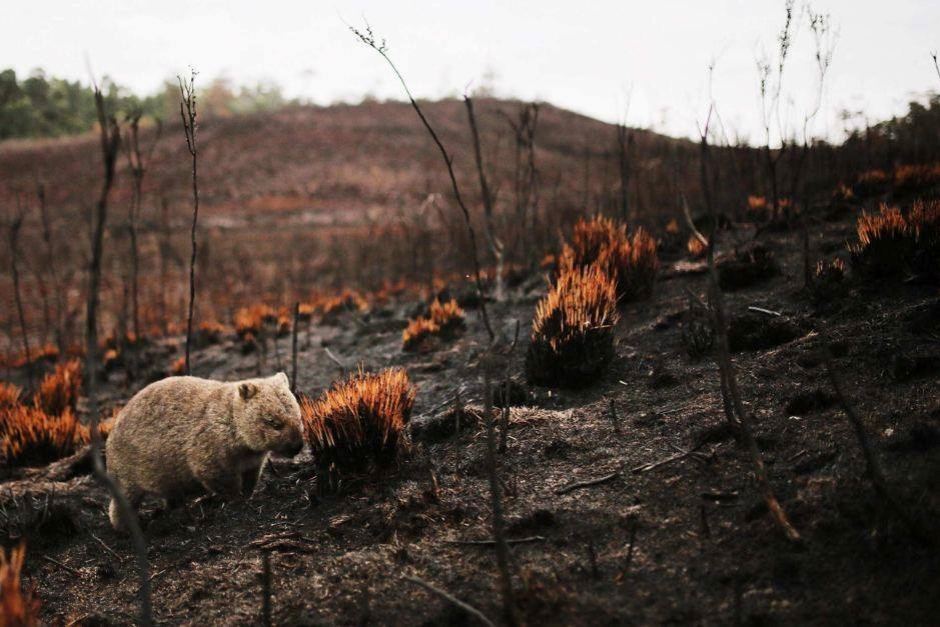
261, 551, 272, 627
42, 555, 82, 577
179, 68, 200, 375
290, 302, 300, 395
555, 472, 621, 495
402, 575, 495, 627
631, 445, 704, 474
483, 365, 518, 625
444, 535, 545, 546
747, 306, 781, 317
685, 97, 800, 543
87, 83, 153, 625
351, 23, 494, 342
89, 532, 124, 563
324, 347, 346, 373
823, 338, 929, 543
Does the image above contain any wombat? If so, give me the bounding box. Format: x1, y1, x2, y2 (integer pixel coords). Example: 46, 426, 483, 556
105, 372, 304, 530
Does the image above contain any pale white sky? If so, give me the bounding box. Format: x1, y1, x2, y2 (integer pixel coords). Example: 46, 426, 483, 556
3, 0, 938, 142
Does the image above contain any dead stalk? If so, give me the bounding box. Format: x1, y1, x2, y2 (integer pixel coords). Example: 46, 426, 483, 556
88, 85, 153, 626
179, 68, 200, 375
823, 342, 928, 542
123, 111, 162, 341
403, 575, 495, 627
7, 204, 32, 391
687, 99, 800, 543
351, 23, 494, 342
483, 367, 518, 625
291, 302, 300, 395
464, 95, 505, 301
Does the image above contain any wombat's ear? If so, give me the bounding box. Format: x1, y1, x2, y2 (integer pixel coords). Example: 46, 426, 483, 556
273, 372, 289, 387
239, 382, 259, 401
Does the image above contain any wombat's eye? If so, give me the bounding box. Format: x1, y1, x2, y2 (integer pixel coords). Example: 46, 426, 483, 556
265, 418, 284, 430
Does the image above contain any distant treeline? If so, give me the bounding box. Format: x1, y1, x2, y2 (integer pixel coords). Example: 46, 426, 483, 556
0, 68, 292, 140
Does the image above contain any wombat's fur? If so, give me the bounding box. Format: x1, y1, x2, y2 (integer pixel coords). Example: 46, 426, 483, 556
105, 372, 303, 530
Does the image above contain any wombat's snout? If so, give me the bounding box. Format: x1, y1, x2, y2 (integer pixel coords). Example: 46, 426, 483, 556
281, 435, 304, 457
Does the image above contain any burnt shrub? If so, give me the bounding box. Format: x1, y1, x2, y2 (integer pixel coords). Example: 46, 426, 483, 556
402, 298, 465, 352
681, 299, 714, 360
558, 215, 659, 302
809, 258, 848, 306
526, 264, 619, 388
785, 389, 836, 415
717, 244, 780, 290
301, 368, 416, 487
849, 201, 940, 280
727, 312, 802, 353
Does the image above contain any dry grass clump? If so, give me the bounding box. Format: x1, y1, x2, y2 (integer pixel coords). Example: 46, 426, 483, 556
234, 304, 276, 339
810, 258, 848, 305
681, 298, 714, 360
33, 360, 81, 417
169, 356, 187, 376
687, 235, 708, 260
525, 264, 620, 387
195, 320, 226, 347
891, 163, 940, 196
717, 244, 780, 290
0, 359, 112, 468
746, 194, 768, 219
318, 289, 369, 324
1, 345, 59, 370
300, 368, 416, 482
853, 168, 890, 198
296, 303, 316, 322
0, 384, 21, 410
402, 298, 466, 351
559, 215, 658, 302
0, 543, 39, 627
853, 164, 940, 198
849, 202, 940, 279
0, 406, 88, 468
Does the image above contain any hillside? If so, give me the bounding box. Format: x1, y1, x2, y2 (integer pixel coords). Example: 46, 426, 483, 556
0, 98, 688, 220
0, 99, 702, 350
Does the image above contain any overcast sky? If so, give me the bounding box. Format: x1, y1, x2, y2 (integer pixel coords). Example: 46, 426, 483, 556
4, 0, 938, 142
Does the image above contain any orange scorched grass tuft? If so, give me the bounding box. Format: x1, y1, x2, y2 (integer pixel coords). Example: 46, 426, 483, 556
402, 298, 466, 351
848, 202, 940, 278
0, 405, 86, 467
0, 383, 21, 410
687, 235, 708, 259
234, 304, 276, 339
558, 215, 658, 302
33, 359, 82, 417
0, 543, 39, 627
300, 368, 416, 480
170, 356, 187, 376
525, 264, 619, 387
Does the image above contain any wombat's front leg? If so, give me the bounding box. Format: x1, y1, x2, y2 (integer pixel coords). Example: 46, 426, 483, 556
241, 465, 264, 498
197, 467, 243, 500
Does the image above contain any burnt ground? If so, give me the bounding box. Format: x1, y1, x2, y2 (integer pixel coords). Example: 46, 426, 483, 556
2, 206, 939, 626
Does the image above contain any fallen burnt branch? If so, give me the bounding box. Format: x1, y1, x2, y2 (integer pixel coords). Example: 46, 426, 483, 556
444, 535, 546, 546
631, 444, 707, 474
555, 471, 621, 495
403, 575, 495, 627
823, 339, 932, 544
682, 98, 800, 543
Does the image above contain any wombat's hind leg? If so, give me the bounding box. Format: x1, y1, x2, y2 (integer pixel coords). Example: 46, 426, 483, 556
108, 488, 143, 532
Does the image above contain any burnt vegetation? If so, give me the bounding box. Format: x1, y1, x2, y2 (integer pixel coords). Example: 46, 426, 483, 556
0, 5, 938, 625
